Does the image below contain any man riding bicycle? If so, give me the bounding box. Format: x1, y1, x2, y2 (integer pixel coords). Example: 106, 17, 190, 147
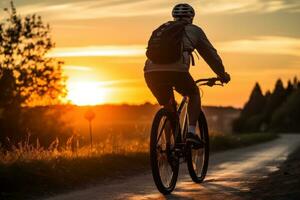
144, 3, 230, 148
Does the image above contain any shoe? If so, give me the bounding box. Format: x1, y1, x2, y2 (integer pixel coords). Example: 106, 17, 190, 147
186, 132, 204, 149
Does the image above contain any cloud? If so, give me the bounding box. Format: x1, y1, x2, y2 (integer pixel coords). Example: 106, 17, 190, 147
15, 0, 170, 20
218, 36, 300, 56
64, 66, 93, 71
49, 36, 300, 58
47, 45, 145, 57
197, 0, 300, 14
9, 0, 299, 21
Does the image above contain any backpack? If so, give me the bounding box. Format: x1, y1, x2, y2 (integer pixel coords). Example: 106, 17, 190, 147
146, 20, 188, 64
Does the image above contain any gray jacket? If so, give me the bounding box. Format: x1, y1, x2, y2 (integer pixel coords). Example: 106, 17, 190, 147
144, 23, 225, 77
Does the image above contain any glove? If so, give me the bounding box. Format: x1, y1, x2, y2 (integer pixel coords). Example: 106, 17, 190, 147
219, 72, 231, 83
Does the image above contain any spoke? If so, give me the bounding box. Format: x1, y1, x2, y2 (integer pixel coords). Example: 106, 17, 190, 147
159, 155, 173, 187
162, 162, 173, 187
156, 118, 167, 144
157, 128, 176, 188
192, 149, 204, 176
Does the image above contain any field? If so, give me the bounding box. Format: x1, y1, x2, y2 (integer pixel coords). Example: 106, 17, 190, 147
0, 129, 278, 200
0, 104, 278, 199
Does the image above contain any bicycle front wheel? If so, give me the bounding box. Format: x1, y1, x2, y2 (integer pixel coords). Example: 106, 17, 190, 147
186, 110, 209, 183
150, 109, 179, 194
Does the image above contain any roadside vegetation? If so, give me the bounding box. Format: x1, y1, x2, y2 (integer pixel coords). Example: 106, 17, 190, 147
233, 78, 300, 133
0, 132, 278, 200
210, 132, 278, 152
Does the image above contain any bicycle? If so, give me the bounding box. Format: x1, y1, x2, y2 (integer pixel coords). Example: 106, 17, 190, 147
150, 77, 224, 194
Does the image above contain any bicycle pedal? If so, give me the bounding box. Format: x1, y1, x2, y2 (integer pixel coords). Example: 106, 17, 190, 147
174, 147, 181, 152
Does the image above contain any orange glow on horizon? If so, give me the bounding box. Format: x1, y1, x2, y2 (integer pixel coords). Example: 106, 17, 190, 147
67, 81, 110, 106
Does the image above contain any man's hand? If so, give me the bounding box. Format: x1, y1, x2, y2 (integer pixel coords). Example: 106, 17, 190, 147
219, 72, 231, 84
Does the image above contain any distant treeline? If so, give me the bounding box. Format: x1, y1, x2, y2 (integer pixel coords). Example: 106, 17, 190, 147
233, 77, 300, 133
0, 103, 240, 148
0, 106, 73, 148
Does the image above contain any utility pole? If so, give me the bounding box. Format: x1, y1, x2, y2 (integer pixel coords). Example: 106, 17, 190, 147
84, 108, 96, 151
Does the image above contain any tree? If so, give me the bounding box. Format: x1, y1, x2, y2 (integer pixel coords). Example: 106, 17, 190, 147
286, 80, 294, 97
0, 1, 66, 107
0, 1, 67, 144
234, 78, 300, 134
293, 76, 298, 89
233, 83, 266, 133
270, 87, 300, 132
262, 79, 286, 124
242, 83, 266, 117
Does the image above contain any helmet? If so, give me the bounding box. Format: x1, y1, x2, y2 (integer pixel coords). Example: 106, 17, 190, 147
172, 3, 195, 18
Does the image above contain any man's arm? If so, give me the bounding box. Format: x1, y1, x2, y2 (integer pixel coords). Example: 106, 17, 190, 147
192, 26, 228, 80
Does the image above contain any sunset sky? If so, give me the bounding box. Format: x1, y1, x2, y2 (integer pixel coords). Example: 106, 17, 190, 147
1, 0, 299, 107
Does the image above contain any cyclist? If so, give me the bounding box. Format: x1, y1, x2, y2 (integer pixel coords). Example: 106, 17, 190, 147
144, 3, 230, 148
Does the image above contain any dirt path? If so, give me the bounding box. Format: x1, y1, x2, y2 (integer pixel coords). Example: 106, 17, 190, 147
246, 145, 300, 199
44, 134, 300, 200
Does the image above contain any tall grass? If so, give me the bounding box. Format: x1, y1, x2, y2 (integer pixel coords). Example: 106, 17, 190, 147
0, 134, 149, 165
0, 130, 277, 166
0, 129, 278, 200
0, 126, 150, 199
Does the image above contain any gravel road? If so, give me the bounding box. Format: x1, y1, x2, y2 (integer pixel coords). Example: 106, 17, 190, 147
44, 134, 300, 200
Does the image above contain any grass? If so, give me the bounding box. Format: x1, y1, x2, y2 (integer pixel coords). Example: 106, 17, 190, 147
0, 153, 149, 200
210, 132, 279, 152
0, 132, 278, 200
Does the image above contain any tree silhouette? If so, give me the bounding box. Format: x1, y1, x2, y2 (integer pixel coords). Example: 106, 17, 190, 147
242, 83, 266, 117
262, 79, 286, 123
271, 86, 300, 132
233, 83, 266, 132
293, 76, 298, 89
286, 80, 294, 97
0, 1, 67, 145
0, 1, 66, 107
234, 78, 300, 134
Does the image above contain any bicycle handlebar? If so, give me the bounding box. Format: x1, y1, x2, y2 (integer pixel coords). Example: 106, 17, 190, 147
195, 77, 224, 87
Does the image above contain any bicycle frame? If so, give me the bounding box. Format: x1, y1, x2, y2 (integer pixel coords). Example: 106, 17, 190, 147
176, 96, 189, 144
176, 77, 223, 141
156, 96, 188, 146
156, 77, 223, 146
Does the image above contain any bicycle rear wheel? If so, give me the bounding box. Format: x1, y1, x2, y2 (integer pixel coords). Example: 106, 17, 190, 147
186, 110, 209, 183
150, 109, 179, 194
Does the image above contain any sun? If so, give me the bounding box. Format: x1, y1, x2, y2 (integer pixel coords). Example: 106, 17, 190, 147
67, 82, 109, 105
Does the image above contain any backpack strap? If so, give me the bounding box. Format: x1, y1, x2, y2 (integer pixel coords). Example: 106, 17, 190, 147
190, 53, 195, 66
183, 27, 197, 66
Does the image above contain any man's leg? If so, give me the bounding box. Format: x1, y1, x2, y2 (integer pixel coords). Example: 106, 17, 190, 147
174, 72, 200, 131
174, 72, 203, 148
188, 92, 201, 131
163, 96, 177, 146
186, 92, 204, 148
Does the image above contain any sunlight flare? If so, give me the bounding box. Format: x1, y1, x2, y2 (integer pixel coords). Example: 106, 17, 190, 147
67, 82, 110, 105
47, 46, 145, 57
64, 65, 92, 71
